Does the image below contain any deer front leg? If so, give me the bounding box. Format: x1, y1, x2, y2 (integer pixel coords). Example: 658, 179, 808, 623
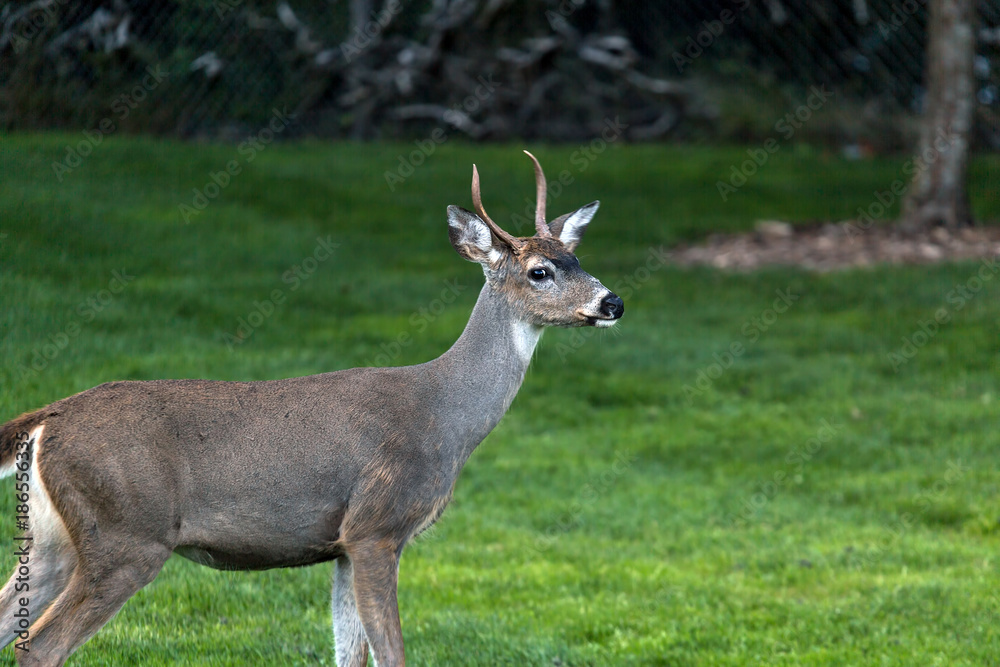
348, 543, 404, 667
333, 556, 369, 667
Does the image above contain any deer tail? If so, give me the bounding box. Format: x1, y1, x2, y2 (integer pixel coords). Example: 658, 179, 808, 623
0, 409, 55, 477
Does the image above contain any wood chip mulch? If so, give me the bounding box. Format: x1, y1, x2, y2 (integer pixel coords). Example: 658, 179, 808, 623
666, 221, 1000, 272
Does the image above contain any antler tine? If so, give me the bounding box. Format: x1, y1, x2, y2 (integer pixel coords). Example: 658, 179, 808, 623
523, 150, 552, 237
472, 164, 521, 251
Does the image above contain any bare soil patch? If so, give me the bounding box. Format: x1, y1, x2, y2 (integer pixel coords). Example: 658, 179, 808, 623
667, 221, 1000, 272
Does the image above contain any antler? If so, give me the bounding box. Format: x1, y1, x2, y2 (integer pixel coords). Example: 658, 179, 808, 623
523, 150, 552, 238
472, 164, 522, 252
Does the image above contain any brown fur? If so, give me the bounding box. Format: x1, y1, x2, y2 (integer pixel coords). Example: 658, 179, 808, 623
0, 157, 622, 667
0, 409, 57, 471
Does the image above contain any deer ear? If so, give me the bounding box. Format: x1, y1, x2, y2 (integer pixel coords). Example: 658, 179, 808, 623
447, 205, 506, 265
549, 201, 599, 252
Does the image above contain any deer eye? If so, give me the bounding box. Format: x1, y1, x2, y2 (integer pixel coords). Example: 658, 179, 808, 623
528, 267, 550, 281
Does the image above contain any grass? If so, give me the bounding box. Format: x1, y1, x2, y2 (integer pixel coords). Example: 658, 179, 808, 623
1, 134, 999, 665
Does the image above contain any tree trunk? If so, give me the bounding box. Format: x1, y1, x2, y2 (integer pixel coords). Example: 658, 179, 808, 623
900, 0, 976, 230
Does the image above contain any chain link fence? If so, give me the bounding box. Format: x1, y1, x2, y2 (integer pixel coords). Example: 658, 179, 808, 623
1, 0, 998, 149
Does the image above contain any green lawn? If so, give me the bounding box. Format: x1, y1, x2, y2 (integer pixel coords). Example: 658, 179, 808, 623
1, 135, 999, 665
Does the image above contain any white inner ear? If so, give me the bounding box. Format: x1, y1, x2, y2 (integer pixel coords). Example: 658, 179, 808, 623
558, 201, 599, 247
468, 216, 494, 253
465, 216, 506, 263
449, 211, 496, 256
471, 219, 506, 264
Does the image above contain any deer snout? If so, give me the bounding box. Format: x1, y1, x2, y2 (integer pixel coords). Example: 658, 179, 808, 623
585, 292, 624, 328
601, 293, 624, 319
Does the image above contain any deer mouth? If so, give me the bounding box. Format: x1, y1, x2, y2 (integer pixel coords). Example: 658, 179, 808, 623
579, 292, 623, 327
581, 314, 619, 328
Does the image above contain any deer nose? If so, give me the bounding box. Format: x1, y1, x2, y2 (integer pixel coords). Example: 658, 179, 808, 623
600, 293, 624, 319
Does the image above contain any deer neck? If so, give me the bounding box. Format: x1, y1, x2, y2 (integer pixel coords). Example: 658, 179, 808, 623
429, 281, 543, 462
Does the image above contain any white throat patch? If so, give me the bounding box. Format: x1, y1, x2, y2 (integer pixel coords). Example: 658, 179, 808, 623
511, 321, 543, 364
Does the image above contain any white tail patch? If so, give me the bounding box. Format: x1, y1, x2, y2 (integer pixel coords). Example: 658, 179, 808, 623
0, 425, 40, 478
0, 424, 45, 478
23, 426, 73, 550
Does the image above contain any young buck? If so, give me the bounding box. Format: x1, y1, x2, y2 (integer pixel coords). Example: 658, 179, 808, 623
0, 151, 623, 667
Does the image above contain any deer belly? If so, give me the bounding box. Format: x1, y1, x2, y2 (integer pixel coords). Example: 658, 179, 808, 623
174, 541, 344, 570
174, 504, 347, 570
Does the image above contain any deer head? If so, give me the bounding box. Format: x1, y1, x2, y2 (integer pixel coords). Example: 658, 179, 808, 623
447, 151, 623, 328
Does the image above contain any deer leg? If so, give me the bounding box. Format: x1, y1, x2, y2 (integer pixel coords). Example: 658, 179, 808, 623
333, 556, 369, 667
349, 544, 404, 667
15, 542, 169, 667
0, 533, 76, 650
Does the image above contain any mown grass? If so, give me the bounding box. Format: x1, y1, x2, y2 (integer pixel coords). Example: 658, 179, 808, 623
0, 135, 999, 665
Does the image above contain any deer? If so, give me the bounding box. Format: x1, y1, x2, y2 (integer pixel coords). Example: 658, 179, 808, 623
0, 151, 623, 667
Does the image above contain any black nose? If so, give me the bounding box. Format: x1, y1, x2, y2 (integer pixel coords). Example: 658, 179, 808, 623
601, 293, 624, 319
